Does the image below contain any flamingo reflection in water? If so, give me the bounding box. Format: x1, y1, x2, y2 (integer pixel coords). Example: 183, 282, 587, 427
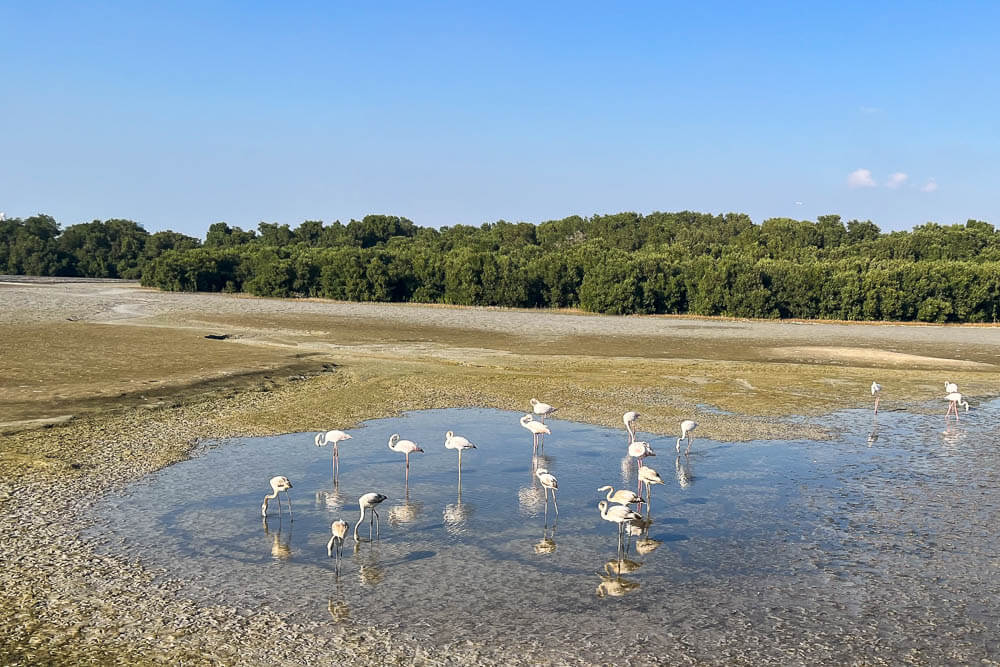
867, 420, 879, 446
328, 590, 351, 624
315, 480, 348, 511
675, 455, 693, 488
596, 573, 640, 597
534, 523, 557, 555
262, 516, 292, 560
604, 557, 642, 576
388, 488, 423, 526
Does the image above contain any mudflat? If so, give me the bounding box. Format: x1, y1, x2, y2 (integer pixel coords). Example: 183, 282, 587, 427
2, 277, 999, 664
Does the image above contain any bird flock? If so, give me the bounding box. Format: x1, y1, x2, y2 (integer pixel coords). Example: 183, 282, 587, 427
262, 382, 973, 581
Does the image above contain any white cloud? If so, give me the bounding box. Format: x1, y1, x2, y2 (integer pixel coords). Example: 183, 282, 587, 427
921, 178, 939, 192
847, 168, 876, 188
886, 172, 908, 188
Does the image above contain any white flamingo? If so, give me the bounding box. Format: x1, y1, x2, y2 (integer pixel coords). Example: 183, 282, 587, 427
536, 467, 559, 514
530, 398, 557, 422
354, 492, 388, 542
444, 430, 477, 476
388, 434, 423, 482
676, 419, 698, 454
628, 440, 655, 467
946, 391, 969, 418
261, 475, 293, 519
315, 429, 352, 479
623, 411, 640, 443
870, 382, 881, 414
327, 519, 348, 564
598, 500, 642, 557
638, 465, 665, 503
520, 414, 551, 451
945, 381, 959, 394
598, 485, 644, 507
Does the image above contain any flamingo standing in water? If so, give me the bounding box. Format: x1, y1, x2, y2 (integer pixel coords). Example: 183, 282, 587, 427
327, 519, 349, 567
598, 500, 642, 558
530, 398, 558, 423
676, 420, 698, 454
536, 468, 559, 515
444, 431, 476, 479
261, 476, 293, 519
520, 414, 551, 451
388, 434, 423, 482
946, 392, 969, 418
870, 382, 881, 414
354, 492, 388, 542
598, 485, 644, 507
637, 465, 665, 504
315, 430, 352, 480
623, 411, 640, 443
628, 440, 655, 468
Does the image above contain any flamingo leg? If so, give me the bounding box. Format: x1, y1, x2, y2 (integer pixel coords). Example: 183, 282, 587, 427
552, 490, 558, 514
285, 491, 293, 520
374, 508, 381, 539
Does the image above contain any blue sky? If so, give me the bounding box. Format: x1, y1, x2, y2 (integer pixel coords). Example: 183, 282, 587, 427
2, 2, 998, 238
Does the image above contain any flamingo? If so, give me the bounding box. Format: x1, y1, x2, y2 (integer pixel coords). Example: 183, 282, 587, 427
638, 465, 665, 504
628, 440, 655, 468
676, 420, 698, 454
945, 381, 959, 394
353, 492, 388, 542
315, 429, 352, 480
444, 430, 477, 478
388, 434, 423, 482
520, 414, 551, 451
870, 382, 881, 414
536, 468, 559, 515
261, 476, 293, 519
946, 392, 969, 418
598, 500, 642, 557
598, 485, 644, 507
530, 398, 557, 422
623, 411, 640, 443
327, 519, 349, 565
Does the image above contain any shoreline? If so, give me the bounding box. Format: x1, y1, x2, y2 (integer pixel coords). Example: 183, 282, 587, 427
3, 279, 1000, 664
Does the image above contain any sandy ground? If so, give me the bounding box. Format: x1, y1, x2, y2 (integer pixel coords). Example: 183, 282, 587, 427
3, 277, 1000, 664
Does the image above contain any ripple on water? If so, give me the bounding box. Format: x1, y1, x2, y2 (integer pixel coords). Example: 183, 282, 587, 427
85, 405, 1000, 663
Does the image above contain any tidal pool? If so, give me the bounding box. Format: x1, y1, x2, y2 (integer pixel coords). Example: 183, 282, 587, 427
86, 405, 1000, 664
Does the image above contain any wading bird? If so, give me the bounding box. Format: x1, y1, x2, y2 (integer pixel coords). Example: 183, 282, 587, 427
354, 492, 388, 542
261, 476, 293, 519
315, 429, 352, 480
676, 420, 698, 454
597, 500, 642, 557
637, 465, 665, 504
623, 411, 640, 443
530, 398, 557, 422
520, 414, 551, 451
388, 434, 423, 482
536, 468, 559, 515
598, 485, 644, 507
945, 381, 959, 394
327, 519, 348, 566
628, 440, 655, 467
946, 392, 969, 418
871, 382, 881, 414
444, 430, 477, 478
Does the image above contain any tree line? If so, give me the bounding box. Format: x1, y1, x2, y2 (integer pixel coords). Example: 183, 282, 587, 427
3, 211, 1000, 322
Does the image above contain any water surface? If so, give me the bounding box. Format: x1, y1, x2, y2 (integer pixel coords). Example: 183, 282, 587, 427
86, 405, 1000, 663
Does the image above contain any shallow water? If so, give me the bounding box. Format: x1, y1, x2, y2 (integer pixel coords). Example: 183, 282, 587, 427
86, 405, 1000, 664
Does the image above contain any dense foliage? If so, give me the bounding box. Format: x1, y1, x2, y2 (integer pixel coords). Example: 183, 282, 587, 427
4, 212, 1000, 322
